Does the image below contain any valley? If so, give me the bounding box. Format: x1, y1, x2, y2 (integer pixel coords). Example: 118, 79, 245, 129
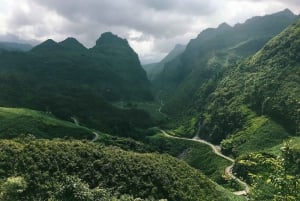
0, 8, 299, 201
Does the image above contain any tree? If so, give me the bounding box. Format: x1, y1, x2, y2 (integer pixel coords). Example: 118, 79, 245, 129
250, 141, 300, 201
0, 176, 27, 201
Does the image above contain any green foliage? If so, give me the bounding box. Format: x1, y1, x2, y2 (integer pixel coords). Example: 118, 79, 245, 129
146, 134, 231, 182
172, 117, 197, 138
113, 101, 167, 123
0, 106, 155, 154
152, 13, 299, 163
154, 9, 297, 120
234, 142, 300, 201
0, 107, 94, 139
0, 139, 240, 201
0, 33, 154, 137
185, 19, 300, 153
0, 176, 27, 201
221, 116, 289, 156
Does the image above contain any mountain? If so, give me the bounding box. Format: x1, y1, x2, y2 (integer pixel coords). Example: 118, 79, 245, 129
199, 19, 300, 151
218, 19, 300, 199
31, 37, 87, 53
90, 32, 152, 99
143, 44, 186, 81
0, 33, 153, 137
31, 39, 61, 52
0, 41, 32, 52
155, 9, 298, 118
59, 37, 87, 51
164, 17, 300, 155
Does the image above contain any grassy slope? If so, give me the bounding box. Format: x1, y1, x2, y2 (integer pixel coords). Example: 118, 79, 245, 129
0, 107, 94, 139
220, 108, 289, 157
146, 132, 231, 182
0, 106, 154, 153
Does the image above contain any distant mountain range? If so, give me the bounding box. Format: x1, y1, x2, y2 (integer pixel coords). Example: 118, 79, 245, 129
0, 41, 32, 52
153, 8, 299, 116
151, 9, 300, 153
143, 44, 186, 81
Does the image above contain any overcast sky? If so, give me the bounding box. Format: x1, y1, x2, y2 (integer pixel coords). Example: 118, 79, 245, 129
0, 0, 299, 63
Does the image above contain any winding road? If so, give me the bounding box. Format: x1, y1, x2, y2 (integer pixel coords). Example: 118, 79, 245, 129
71, 99, 249, 195
159, 129, 250, 196
71, 117, 99, 142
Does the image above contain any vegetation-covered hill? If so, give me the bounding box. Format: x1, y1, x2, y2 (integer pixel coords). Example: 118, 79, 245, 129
0, 32, 154, 137
197, 19, 300, 154
154, 9, 298, 117
146, 132, 231, 183
233, 141, 300, 200
0, 8, 299, 201
0, 139, 244, 201
0, 107, 94, 140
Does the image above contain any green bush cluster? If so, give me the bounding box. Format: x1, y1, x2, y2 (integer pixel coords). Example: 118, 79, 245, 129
0, 139, 238, 201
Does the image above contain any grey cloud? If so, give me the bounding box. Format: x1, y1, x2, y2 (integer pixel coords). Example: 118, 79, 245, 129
3, 0, 299, 62
231, 0, 300, 8
135, 0, 217, 15
0, 33, 39, 45
29, 0, 218, 38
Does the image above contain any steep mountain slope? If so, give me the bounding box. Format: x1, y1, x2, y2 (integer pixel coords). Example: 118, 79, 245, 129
197, 19, 300, 155
143, 44, 186, 81
0, 32, 153, 137
155, 9, 298, 117
0, 139, 245, 201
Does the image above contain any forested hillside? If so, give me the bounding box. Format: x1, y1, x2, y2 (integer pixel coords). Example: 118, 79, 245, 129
147, 13, 300, 200
198, 19, 300, 152
0, 7, 299, 201
0, 32, 154, 137
0, 139, 243, 201
155, 9, 298, 118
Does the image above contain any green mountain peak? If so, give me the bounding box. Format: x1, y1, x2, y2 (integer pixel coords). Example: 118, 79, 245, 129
94, 32, 128, 48
59, 37, 87, 51
31, 39, 60, 52
276, 8, 295, 18
217, 22, 231, 30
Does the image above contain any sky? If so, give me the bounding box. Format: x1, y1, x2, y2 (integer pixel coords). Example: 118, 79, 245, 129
0, 0, 299, 64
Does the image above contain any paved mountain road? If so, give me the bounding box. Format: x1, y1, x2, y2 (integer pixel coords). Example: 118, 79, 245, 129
160, 129, 250, 196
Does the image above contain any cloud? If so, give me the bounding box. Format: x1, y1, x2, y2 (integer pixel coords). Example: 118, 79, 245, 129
27, 0, 219, 39
0, 33, 39, 45
0, 0, 299, 63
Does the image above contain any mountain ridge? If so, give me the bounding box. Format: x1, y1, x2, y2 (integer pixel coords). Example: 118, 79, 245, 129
0, 32, 153, 137
154, 9, 298, 118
